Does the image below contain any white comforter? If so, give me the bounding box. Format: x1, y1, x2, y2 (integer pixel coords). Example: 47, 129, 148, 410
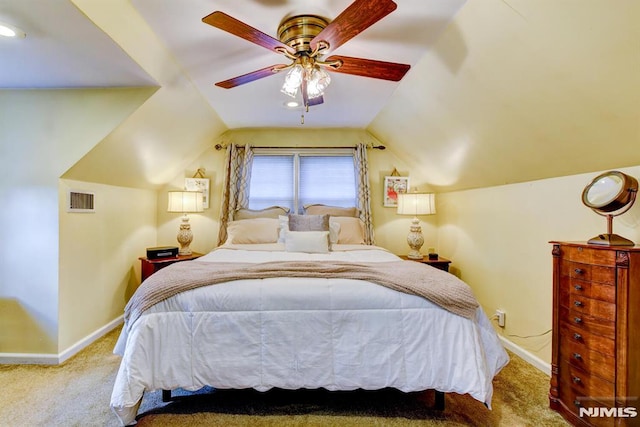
111, 245, 509, 425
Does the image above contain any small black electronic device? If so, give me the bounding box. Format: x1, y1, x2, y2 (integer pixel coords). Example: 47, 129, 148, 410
146, 246, 179, 259
428, 253, 439, 260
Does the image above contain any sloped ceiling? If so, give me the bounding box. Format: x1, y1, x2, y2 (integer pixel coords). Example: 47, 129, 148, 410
370, 0, 640, 191
2, 1, 638, 191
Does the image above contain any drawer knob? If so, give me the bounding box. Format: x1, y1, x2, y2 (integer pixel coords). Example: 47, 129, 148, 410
572, 376, 582, 384
574, 268, 584, 275
573, 353, 582, 360
574, 317, 583, 324
574, 301, 584, 307
574, 400, 582, 407
574, 284, 583, 291
573, 333, 582, 340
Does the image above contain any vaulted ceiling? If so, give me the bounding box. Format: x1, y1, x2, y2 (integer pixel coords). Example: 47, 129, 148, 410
1, 0, 638, 192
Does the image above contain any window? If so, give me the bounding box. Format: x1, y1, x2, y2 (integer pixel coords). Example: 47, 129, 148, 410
248, 150, 357, 213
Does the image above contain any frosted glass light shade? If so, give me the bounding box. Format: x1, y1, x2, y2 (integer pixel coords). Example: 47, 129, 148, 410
307, 67, 331, 99
281, 64, 304, 98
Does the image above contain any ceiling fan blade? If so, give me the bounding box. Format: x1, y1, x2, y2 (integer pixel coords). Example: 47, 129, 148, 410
326, 55, 410, 81
310, 0, 397, 53
215, 65, 286, 89
203, 11, 293, 54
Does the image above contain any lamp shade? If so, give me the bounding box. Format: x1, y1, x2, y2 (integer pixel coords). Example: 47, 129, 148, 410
167, 191, 204, 213
397, 193, 436, 216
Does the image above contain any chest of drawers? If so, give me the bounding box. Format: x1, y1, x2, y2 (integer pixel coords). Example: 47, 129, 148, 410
550, 242, 640, 427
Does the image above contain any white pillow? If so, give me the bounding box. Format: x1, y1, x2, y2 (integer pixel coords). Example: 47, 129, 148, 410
284, 231, 330, 253
225, 218, 280, 244
277, 215, 289, 243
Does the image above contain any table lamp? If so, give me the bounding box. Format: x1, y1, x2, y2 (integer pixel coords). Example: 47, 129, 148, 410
397, 192, 436, 259
167, 191, 204, 255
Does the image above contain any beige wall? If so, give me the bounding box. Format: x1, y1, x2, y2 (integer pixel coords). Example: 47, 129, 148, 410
58, 180, 157, 351
437, 165, 640, 363
0, 88, 152, 355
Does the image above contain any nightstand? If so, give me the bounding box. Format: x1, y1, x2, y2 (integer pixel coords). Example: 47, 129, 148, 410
139, 252, 203, 282
399, 255, 451, 272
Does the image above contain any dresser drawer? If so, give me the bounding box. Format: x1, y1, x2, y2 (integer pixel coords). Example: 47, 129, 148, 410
560, 306, 615, 338
565, 341, 614, 383
557, 384, 615, 427
570, 279, 615, 303
560, 322, 615, 356
563, 262, 615, 284
569, 294, 616, 321
567, 246, 616, 266
562, 261, 592, 281
565, 363, 614, 399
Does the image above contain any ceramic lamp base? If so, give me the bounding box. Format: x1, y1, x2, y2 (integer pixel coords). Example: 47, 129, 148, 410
176, 215, 194, 255
406, 217, 424, 260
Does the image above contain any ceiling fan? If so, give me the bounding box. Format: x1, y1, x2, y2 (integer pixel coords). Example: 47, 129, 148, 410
202, 0, 411, 109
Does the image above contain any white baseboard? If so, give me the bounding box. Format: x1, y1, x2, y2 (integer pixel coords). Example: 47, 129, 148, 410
0, 352, 60, 365
499, 335, 551, 376
58, 315, 123, 363
0, 315, 123, 365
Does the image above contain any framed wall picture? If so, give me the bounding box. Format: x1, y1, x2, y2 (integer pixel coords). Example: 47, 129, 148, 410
383, 176, 409, 207
184, 177, 210, 209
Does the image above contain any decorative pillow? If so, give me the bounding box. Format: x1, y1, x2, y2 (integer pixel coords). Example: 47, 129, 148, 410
234, 206, 290, 221
279, 215, 340, 245
225, 218, 280, 244
284, 231, 330, 253
303, 204, 359, 218
288, 214, 329, 232
330, 216, 366, 244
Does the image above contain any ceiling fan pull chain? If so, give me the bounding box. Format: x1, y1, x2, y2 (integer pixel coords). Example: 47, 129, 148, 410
301, 114, 305, 125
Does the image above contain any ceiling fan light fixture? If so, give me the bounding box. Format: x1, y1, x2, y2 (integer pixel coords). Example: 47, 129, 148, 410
281, 64, 304, 98
306, 66, 331, 99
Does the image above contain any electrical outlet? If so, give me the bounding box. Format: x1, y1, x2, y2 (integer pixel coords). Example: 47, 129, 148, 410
496, 309, 506, 328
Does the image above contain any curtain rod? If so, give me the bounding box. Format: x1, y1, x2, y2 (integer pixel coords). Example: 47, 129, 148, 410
214, 143, 385, 151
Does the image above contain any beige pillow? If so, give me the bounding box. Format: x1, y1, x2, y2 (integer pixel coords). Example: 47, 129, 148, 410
284, 231, 330, 253
288, 214, 329, 232
330, 216, 366, 244
234, 206, 290, 221
225, 218, 280, 244
304, 204, 359, 218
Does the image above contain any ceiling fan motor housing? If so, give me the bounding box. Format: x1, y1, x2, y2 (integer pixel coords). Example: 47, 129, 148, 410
278, 15, 329, 53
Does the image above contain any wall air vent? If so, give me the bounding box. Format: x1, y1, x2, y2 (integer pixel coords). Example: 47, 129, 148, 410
67, 190, 95, 213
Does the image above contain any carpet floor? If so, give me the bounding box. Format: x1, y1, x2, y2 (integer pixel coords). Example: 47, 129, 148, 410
0, 326, 569, 427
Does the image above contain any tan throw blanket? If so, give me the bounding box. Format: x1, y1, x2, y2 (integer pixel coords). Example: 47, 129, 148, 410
124, 260, 479, 330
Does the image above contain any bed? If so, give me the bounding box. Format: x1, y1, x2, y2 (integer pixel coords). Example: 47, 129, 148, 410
110, 235, 509, 425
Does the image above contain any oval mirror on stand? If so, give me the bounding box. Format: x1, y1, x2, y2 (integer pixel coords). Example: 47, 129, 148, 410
581, 170, 638, 246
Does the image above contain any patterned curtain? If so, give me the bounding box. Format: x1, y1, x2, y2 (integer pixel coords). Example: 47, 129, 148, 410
217, 144, 254, 245
354, 143, 375, 245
